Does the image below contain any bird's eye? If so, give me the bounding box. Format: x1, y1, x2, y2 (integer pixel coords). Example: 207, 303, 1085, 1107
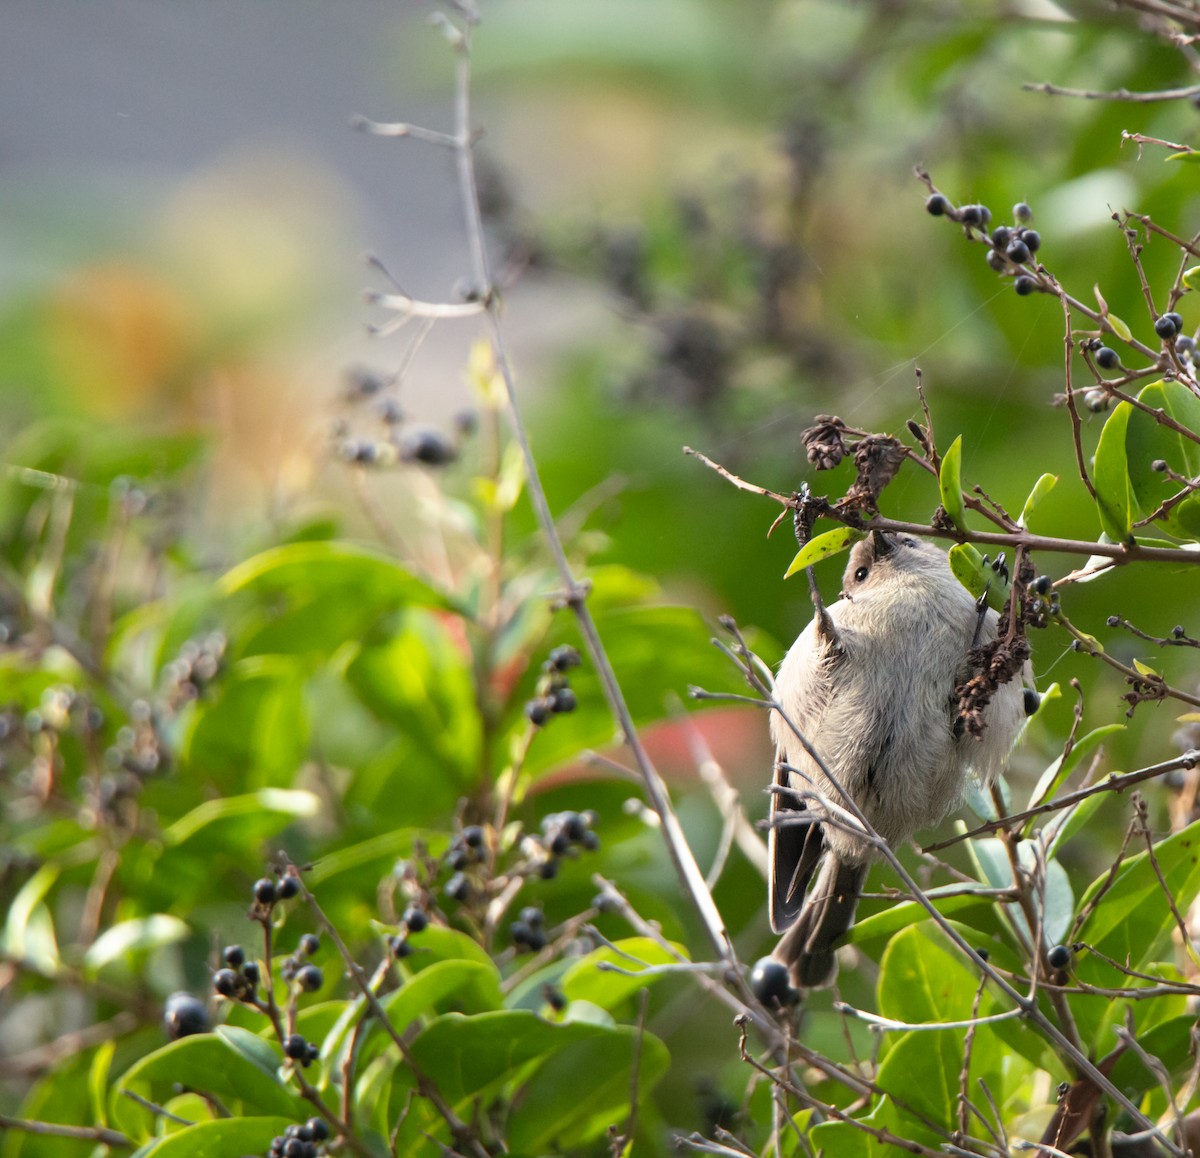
854, 566, 869, 582
903, 537, 918, 548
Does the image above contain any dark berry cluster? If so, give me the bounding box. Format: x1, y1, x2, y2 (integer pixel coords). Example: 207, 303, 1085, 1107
1026, 575, 1061, 630
267, 1118, 331, 1158
389, 905, 430, 960
525, 645, 582, 727
925, 192, 1043, 296
284, 1032, 320, 1068
161, 631, 226, 710
334, 366, 475, 470
280, 933, 323, 993
509, 905, 548, 953
529, 809, 600, 880
251, 871, 301, 915
441, 824, 487, 905
213, 942, 262, 1002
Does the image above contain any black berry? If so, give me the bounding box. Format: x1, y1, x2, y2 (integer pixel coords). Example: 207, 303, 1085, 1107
1095, 346, 1119, 370
580, 830, 600, 852
254, 878, 277, 905
985, 249, 1007, 273
510, 920, 532, 947
1005, 239, 1030, 264
958, 204, 982, 226
538, 859, 558, 880
1152, 459, 1169, 472
1014, 276, 1036, 296
1023, 688, 1041, 717
925, 193, 950, 216
749, 957, 796, 1008
1173, 625, 1187, 639
548, 645, 581, 671
1019, 229, 1040, 253
1156, 315, 1180, 340
163, 992, 209, 1039
391, 934, 414, 958
213, 968, 239, 997
296, 965, 323, 992
299, 933, 320, 956
445, 872, 470, 902
278, 876, 300, 900
284, 1033, 308, 1059
308, 1119, 331, 1141
463, 825, 485, 848
520, 905, 544, 927
1047, 944, 1072, 969
551, 687, 577, 714
242, 961, 260, 987
403, 906, 428, 933
990, 226, 1011, 249
1083, 389, 1109, 413
526, 699, 551, 727
223, 945, 245, 968
563, 812, 587, 841
1032, 575, 1052, 595
401, 428, 457, 467
1014, 201, 1033, 222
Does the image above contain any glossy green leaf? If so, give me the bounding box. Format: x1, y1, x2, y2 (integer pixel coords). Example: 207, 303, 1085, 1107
560, 936, 689, 1011
1167, 150, 1200, 163
143, 1117, 297, 1158
1184, 265, 1200, 292
1024, 724, 1125, 816
162, 789, 319, 846
1123, 380, 1200, 541
937, 434, 967, 532
84, 914, 189, 976
410, 1010, 608, 1101
1018, 472, 1057, 530
218, 540, 462, 660
113, 1034, 305, 1139
947, 542, 1011, 609
1092, 400, 1135, 541
2, 863, 60, 973
507, 1024, 670, 1152
1106, 312, 1132, 342
783, 526, 861, 578
1075, 819, 1200, 970
181, 657, 309, 791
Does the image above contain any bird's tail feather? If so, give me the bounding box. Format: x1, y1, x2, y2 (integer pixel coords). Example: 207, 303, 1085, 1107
773, 855, 867, 988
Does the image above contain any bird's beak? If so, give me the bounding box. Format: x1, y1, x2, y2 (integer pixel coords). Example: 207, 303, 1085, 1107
870, 529, 894, 558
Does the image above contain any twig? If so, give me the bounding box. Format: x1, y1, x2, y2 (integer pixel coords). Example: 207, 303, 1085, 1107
1023, 80, 1200, 102
923, 750, 1200, 852
0, 1113, 133, 1148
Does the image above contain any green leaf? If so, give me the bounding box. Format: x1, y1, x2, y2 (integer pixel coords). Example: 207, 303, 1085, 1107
1106, 312, 1133, 342
218, 540, 462, 661
877, 923, 988, 1024
560, 936, 689, 1011
1184, 266, 1200, 293
181, 657, 310, 792
162, 789, 320, 846
947, 542, 1011, 609
507, 1025, 670, 1152
938, 434, 967, 532
84, 915, 189, 977
1018, 473, 1057, 530
143, 1117, 298, 1158
1167, 150, 1200, 163
342, 959, 504, 1073
344, 610, 481, 789
113, 1034, 306, 1139
410, 1010, 607, 1101
2, 863, 60, 973
1092, 400, 1135, 541
783, 526, 861, 578
1123, 380, 1200, 541
1024, 724, 1125, 816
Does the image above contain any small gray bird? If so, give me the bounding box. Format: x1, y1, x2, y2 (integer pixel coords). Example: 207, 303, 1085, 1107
769, 530, 1027, 987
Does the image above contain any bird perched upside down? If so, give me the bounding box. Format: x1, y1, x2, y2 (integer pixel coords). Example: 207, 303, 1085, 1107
769, 530, 1030, 988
